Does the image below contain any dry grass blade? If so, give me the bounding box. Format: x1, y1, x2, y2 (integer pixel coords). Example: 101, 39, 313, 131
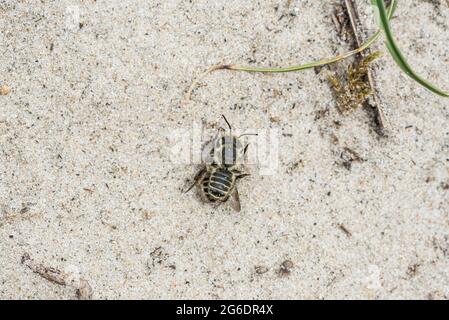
184, 64, 230, 102
185, 1, 397, 102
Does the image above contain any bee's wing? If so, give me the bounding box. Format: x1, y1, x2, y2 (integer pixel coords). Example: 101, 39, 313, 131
229, 187, 241, 212
184, 167, 207, 193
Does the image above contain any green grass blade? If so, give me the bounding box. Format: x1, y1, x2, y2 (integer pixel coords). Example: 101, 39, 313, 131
371, 0, 448, 97
228, 0, 398, 73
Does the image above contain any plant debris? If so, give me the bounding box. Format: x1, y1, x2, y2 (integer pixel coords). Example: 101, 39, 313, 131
328, 51, 382, 113
340, 146, 363, 170
147, 246, 174, 274
338, 224, 352, 237
254, 266, 269, 275
406, 263, 420, 278
278, 260, 294, 277
184, 64, 230, 102
332, 4, 351, 41
330, 0, 388, 135
1, 85, 10, 96
0, 203, 41, 226
21, 253, 93, 300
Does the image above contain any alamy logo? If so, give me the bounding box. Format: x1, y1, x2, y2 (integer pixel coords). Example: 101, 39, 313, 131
168, 122, 279, 175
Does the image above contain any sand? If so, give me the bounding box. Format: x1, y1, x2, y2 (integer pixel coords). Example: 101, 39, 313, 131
0, 0, 448, 299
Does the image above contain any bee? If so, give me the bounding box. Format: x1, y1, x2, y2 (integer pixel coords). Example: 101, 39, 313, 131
185, 115, 256, 212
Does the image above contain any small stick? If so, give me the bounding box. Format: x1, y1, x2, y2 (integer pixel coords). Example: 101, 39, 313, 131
344, 0, 387, 135
21, 253, 93, 300
22, 253, 67, 285
338, 224, 352, 237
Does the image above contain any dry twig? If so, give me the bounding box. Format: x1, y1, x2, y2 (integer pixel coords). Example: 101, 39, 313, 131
343, 0, 387, 135
21, 253, 93, 300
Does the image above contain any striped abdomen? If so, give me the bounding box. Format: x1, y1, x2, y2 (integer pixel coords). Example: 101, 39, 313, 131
202, 168, 235, 202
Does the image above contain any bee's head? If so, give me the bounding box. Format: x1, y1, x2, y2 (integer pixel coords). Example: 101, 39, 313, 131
208, 115, 257, 168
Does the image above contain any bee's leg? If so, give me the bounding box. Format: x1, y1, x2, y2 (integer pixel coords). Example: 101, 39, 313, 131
242, 143, 253, 164
212, 201, 223, 209
232, 167, 250, 180
206, 127, 225, 162
184, 167, 207, 193
236, 173, 250, 180
204, 127, 224, 155
229, 187, 241, 212
243, 143, 250, 155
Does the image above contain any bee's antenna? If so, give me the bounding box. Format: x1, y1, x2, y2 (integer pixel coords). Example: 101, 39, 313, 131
238, 133, 258, 138
221, 115, 232, 133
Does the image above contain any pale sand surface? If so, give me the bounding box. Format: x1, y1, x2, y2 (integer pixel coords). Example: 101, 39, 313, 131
0, 0, 448, 299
